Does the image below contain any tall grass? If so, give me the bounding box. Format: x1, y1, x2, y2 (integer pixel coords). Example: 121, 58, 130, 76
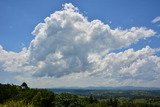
0, 100, 33, 107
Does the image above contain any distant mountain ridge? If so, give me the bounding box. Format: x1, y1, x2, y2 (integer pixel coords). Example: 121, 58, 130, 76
48, 86, 160, 98
50, 86, 160, 90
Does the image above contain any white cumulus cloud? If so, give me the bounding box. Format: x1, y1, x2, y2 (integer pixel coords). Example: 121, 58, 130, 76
0, 3, 160, 87
27, 3, 155, 77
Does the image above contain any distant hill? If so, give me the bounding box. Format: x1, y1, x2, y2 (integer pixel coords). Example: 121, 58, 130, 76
49, 86, 160, 99
50, 86, 160, 91
84, 86, 160, 90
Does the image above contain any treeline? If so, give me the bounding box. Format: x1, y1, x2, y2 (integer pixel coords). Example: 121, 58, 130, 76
0, 83, 160, 107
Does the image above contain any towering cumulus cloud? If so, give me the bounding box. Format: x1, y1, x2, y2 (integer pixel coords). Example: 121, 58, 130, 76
0, 3, 160, 87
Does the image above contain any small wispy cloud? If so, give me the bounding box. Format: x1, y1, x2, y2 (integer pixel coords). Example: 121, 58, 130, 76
151, 16, 160, 23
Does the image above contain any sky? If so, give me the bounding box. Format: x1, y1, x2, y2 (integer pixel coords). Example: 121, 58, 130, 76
0, 0, 160, 88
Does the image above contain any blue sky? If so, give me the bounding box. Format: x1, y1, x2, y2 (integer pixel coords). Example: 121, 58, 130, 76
0, 0, 160, 88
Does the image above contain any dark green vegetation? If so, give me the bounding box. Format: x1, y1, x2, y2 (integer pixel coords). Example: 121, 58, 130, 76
1, 83, 160, 107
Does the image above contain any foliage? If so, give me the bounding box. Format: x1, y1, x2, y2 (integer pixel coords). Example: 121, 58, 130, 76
0, 83, 160, 107
0, 100, 33, 107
